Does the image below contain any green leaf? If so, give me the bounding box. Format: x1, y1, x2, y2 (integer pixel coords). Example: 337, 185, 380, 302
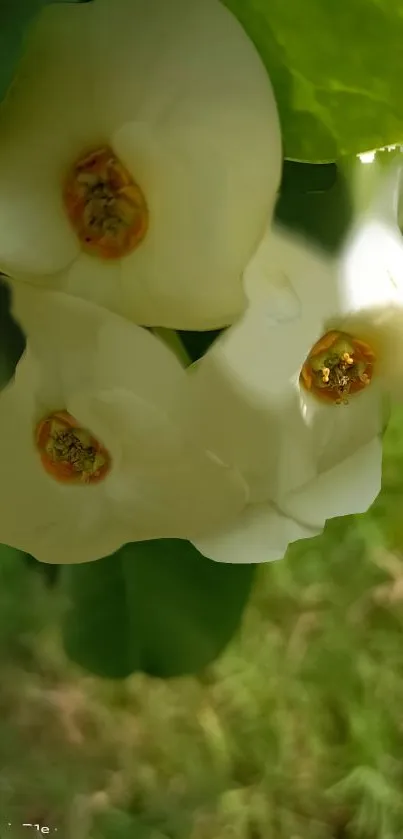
178, 329, 222, 363
0, 0, 90, 105
280, 161, 337, 195
0, 543, 46, 651
224, 0, 403, 161
62, 539, 255, 679
275, 161, 354, 253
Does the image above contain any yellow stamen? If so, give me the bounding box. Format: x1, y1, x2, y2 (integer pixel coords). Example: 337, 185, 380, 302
300, 330, 375, 405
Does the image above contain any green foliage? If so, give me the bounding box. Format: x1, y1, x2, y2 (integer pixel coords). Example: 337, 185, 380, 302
225, 0, 403, 161
0, 544, 46, 654
275, 160, 354, 252
280, 161, 337, 194
62, 539, 255, 679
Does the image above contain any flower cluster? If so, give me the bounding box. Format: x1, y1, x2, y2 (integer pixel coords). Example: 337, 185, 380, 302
0, 0, 402, 565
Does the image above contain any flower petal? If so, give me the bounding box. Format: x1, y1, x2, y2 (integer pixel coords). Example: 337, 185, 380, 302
113, 92, 279, 329
57, 255, 123, 313
335, 164, 403, 394
180, 309, 319, 503
109, 0, 281, 328
371, 159, 403, 230
0, 355, 132, 564
299, 380, 383, 474
281, 437, 382, 530
243, 228, 302, 321
12, 284, 184, 411
0, 0, 281, 329
193, 502, 316, 564
339, 214, 403, 316
68, 388, 247, 541
0, 2, 97, 276
12, 285, 248, 547
244, 225, 340, 325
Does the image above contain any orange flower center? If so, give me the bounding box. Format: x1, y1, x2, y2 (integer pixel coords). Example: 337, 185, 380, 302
64, 146, 148, 259
36, 410, 111, 484
300, 330, 375, 404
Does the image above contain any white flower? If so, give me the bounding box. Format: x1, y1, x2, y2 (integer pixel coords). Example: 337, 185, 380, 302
333, 161, 403, 396
177, 199, 403, 562
0, 0, 281, 330
0, 285, 247, 565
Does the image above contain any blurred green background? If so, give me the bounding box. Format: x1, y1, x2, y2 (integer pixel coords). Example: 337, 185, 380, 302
2, 151, 403, 838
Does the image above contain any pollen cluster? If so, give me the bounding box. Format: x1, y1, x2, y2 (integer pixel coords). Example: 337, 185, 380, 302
35, 410, 111, 484
64, 146, 148, 259
300, 330, 375, 404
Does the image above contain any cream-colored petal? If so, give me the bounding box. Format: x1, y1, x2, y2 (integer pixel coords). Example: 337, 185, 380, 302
179, 311, 318, 502
371, 159, 403, 230
114, 122, 244, 328
69, 389, 248, 542
243, 229, 302, 322
12, 284, 184, 413
180, 227, 385, 509
299, 380, 383, 474
281, 437, 382, 530
110, 455, 248, 543
338, 217, 403, 316
0, 0, 280, 323
115, 102, 279, 329
0, 355, 131, 565
0, 188, 78, 279
193, 502, 317, 564
12, 286, 248, 543
4, 294, 245, 559
335, 165, 403, 394
95, 0, 280, 158
68, 389, 185, 471
244, 225, 340, 325
0, 2, 99, 277
56, 255, 124, 313
108, 0, 281, 328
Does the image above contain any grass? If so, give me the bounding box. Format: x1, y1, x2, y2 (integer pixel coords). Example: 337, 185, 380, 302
3, 409, 403, 839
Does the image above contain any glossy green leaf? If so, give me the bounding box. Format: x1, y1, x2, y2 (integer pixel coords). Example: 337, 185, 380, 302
225, 0, 403, 161
62, 539, 255, 679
